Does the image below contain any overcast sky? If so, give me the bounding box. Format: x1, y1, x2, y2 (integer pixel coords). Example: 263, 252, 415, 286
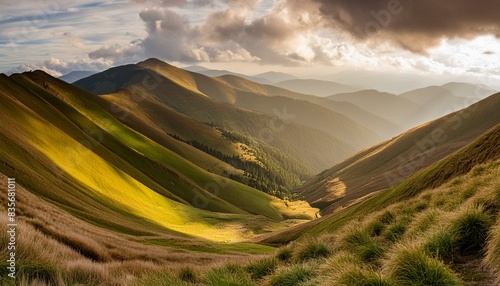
1, 0, 500, 82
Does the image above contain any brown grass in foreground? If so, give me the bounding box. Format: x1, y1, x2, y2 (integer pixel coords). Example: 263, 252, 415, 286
1, 162, 498, 285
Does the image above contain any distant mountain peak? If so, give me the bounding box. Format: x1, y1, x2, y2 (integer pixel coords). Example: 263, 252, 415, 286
254, 71, 297, 83
58, 70, 95, 83
138, 57, 173, 67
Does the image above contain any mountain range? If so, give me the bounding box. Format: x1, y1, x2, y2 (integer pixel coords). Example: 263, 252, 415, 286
1, 58, 499, 285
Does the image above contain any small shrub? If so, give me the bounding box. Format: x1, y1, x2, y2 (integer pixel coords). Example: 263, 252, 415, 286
205, 264, 255, 286
423, 230, 458, 262
246, 257, 278, 280
266, 264, 316, 286
385, 246, 461, 286
296, 240, 331, 262
276, 247, 293, 262
178, 266, 199, 283
450, 206, 493, 254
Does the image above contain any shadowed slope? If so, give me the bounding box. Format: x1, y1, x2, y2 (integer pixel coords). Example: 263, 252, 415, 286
216, 74, 402, 139
294, 92, 500, 214
274, 79, 359, 97
258, 122, 500, 244
328, 89, 421, 129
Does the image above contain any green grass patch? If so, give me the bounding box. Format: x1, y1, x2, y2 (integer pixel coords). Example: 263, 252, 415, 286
204, 264, 255, 286
295, 240, 331, 262
383, 222, 407, 242
386, 246, 461, 286
266, 264, 316, 286
178, 267, 199, 283
423, 230, 458, 262
276, 247, 294, 262
450, 206, 493, 254
332, 266, 395, 286
142, 239, 275, 254
343, 229, 384, 263
246, 257, 278, 280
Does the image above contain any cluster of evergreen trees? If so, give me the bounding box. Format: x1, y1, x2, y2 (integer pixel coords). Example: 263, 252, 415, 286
169, 131, 311, 199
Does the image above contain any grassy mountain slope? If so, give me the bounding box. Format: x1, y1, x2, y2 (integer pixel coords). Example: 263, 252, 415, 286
0, 72, 320, 243
274, 79, 359, 97
52, 122, 499, 286
58, 71, 95, 83
258, 122, 500, 244
441, 82, 497, 99
75, 59, 375, 174
216, 74, 401, 139
0, 171, 282, 285
254, 71, 297, 83
183, 65, 273, 84
247, 133, 500, 286
328, 89, 421, 129
399, 86, 470, 123
294, 92, 500, 214
138, 58, 380, 151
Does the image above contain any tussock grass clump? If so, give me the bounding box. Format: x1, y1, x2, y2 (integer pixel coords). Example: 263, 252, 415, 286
384, 245, 461, 286
64, 260, 107, 285
320, 251, 363, 276
366, 220, 385, 237
321, 252, 394, 286
132, 271, 191, 286
423, 229, 458, 262
383, 222, 406, 242
295, 239, 331, 262
204, 264, 255, 286
13, 263, 61, 285
265, 263, 316, 286
450, 206, 493, 254
342, 229, 384, 263
276, 247, 294, 262
485, 221, 500, 284
178, 266, 199, 283
330, 266, 394, 286
246, 257, 278, 280
377, 211, 396, 225
406, 209, 443, 236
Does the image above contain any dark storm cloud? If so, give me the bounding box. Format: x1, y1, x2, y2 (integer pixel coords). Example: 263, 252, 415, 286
314, 0, 500, 53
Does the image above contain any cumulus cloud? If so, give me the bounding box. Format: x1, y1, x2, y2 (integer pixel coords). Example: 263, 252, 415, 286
89, 42, 144, 63
16, 0, 496, 76
91, 0, 332, 65
7, 57, 112, 77
314, 0, 500, 53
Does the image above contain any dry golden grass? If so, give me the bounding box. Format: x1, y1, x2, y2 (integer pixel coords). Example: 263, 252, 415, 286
486, 221, 500, 283
1, 158, 498, 285
0, 173, 267, 285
